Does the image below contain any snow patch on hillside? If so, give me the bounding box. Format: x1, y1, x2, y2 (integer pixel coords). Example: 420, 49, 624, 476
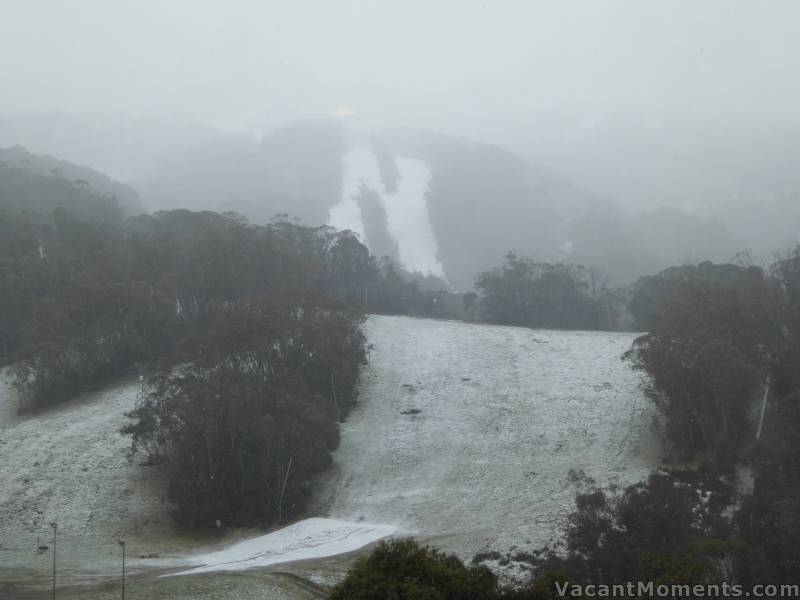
328, 148, 443, 276
172, 518, 396, 576
328, 147, 373, 240
385, 158, 444, 277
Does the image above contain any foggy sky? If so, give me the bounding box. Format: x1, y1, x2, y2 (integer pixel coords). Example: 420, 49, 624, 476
2, 0, 800, 136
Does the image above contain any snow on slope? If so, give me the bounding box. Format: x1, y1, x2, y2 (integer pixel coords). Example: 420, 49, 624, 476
0, 377, 172, 547
318, 315, 660, 558
0, 374, 181, 587
384, 158, 443, 277
328, 148, 444, 276
0, 316, 659, 589
173, 518, 396, 576
328, 147, 371, 241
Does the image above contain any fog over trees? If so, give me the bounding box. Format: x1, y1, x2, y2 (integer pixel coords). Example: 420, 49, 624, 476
2, 2, 800, 288
2, 1, 800, 597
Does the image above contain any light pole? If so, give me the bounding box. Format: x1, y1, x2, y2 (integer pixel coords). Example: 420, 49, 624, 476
118, 539, 126, 600
50, 522, 57, 600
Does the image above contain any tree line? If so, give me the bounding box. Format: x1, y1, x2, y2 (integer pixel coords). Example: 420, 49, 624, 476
626, 252, 800, 584
474, 252, 623, 330
0, 165, 453, 528
0, 164, 461, 403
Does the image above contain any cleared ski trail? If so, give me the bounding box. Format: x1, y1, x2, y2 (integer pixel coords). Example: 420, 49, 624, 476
318, 315, 660, 557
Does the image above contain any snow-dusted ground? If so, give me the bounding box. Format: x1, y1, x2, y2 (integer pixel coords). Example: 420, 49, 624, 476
383, 157, 443, 277
317, 316, 660, 558
0, 373, 341, 595
0, 379, 169, 545
0, 373, 184, 590
0, 316, 659, 594
172, 518, 396, 576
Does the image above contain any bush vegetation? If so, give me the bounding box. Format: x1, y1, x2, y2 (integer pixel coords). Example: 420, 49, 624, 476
474, 253, 622, 330
123, 299, 365, 527
510, 252, 800, 585
330, 538, 572, 600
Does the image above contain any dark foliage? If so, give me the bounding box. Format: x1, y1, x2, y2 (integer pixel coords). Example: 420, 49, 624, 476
0, 161, 485, 528
626, 262, 776, 460
14, 281, 176, 407
0, 160, 124, 225
475, 253, 622, 330
331, 538, 576, 600
738, 392, 800, 583
0, 169, 381, 525
330, 538, 498, 600
1, 184, 424, 408
527, 470, 742, 584
628, 261, 770, 332
619, 253, 800, 583
123, 300, 364, 527
736, 250, 800, 583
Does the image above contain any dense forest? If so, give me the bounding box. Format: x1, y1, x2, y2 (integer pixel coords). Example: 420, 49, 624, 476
0, 162, 457, 527
474, 252, 622, 330
0, 161, 456, 380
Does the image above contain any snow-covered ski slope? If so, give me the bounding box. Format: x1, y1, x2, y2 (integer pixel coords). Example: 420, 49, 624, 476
173, 518, 397, 576
0, 373, 181, 589
318, 315, 660, 557
328, 147, 444, 277
0, 315, 659, 588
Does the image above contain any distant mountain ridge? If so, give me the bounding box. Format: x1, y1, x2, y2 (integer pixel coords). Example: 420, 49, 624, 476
0, 115, 744, 288
0, 145, 144, 215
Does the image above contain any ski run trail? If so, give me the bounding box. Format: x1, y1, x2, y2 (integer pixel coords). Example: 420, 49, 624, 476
0, 315, 660, 595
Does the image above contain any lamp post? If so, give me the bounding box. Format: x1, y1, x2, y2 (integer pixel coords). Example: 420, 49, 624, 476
50, 522, 57, 600
118, 539, 126, 600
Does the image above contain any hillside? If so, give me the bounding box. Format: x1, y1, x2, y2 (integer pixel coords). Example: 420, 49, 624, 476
140, 122, 742, 288
0, 145, 143, 215
316, 316, 660, 559
1, 114, 744, 288
0, 316, 659, 596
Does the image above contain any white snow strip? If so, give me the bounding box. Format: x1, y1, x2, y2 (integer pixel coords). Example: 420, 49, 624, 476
328, 148, 444, 277
327, 148, 375, 241
384, 158, 444, 278
170, 517, 397, 576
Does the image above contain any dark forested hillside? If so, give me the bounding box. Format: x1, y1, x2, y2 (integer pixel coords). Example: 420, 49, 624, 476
627, 261, 775, 461
0, 161, 381, 528
0, 145, 144, 214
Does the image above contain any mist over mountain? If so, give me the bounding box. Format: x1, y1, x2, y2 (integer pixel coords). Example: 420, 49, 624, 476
0, 112, 219, 183
1, 113, 748, 288
502, 111, 800, 259
0, 144, 143, 215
